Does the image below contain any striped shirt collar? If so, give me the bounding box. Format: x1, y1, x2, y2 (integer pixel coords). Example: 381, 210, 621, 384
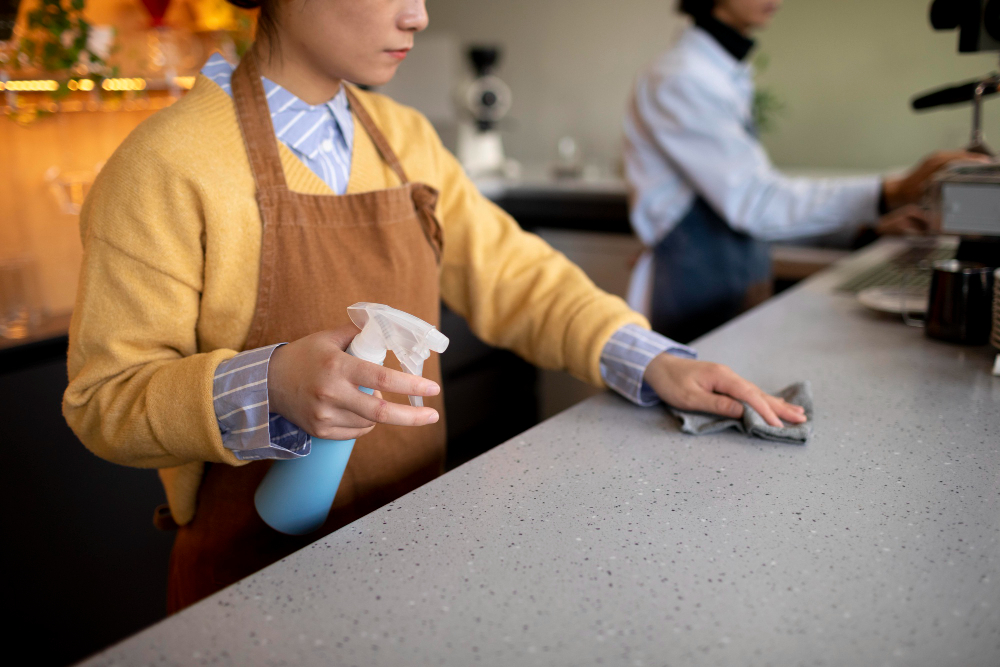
200, 52, 354, 162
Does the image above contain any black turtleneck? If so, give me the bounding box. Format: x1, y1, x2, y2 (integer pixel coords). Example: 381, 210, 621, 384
693, 13, 755, 62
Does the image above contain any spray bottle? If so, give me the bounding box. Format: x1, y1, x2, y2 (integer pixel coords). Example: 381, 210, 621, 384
254, 303, 449, 536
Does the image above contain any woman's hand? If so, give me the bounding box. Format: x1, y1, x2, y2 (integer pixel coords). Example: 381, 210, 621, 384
267, 325, 440, 441
643, 353, 806, 428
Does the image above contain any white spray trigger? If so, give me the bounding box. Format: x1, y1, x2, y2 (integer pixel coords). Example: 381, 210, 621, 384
347, 303, 449, 407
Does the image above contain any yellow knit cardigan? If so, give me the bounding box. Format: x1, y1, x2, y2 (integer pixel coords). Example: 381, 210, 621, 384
63, 75, 648, 525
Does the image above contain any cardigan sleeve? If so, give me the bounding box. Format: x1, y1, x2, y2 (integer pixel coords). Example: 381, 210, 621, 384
424, 125, 649, 386
63, 143, 243, 469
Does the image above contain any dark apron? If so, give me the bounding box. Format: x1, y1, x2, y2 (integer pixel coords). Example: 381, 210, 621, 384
650, 196, 772, 344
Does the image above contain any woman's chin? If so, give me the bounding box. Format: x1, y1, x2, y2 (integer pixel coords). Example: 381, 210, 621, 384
348, 65, 401, 89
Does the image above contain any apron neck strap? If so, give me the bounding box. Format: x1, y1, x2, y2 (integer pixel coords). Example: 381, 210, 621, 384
231, 51, 412, 192
343, 86, 410, 186
231, 50, 289, 193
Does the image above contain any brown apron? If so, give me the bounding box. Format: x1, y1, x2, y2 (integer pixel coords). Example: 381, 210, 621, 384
166, 52, 447, 613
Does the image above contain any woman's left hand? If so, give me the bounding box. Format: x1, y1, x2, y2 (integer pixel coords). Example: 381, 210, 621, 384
643, 353, 806, 427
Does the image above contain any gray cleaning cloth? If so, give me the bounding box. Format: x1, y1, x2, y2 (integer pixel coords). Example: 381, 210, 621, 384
668, 381, 813, 444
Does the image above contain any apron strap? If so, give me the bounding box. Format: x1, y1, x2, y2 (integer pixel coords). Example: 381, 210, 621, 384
231, 50, 289, 194
344, 86, 411, 186
232, 52, 412, 192
344, 87, 443, 262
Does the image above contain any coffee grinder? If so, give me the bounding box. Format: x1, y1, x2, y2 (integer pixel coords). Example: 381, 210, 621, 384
456, 46, 513, 178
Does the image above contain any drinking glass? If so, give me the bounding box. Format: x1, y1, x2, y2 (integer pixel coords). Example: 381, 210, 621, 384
0, 255, 40, 340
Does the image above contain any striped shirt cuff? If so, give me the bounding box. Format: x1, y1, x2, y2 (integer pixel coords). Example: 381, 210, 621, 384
213, 344, 312, 461
600, 323, 697, 407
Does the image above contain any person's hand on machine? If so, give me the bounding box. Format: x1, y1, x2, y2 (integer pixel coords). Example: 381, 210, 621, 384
643, 354, 807, 428
881, 150, 990, 210
267, 324, 441, 441
875, 204, 939, 236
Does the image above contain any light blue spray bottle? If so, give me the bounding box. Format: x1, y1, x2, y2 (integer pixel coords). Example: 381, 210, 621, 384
254, 302, 450, 535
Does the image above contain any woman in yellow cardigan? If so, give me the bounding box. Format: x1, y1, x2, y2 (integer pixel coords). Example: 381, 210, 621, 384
63, 0, 804, 611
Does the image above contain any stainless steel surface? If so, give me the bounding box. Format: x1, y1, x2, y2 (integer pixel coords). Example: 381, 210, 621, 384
943, 182, 1000, 235
938, 163, 1000, 236
967, 73, 998, 156
83, 239, 1000, 667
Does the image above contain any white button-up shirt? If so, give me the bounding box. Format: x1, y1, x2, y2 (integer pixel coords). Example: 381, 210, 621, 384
624, 26, 881, 248
622, 26, 881, 313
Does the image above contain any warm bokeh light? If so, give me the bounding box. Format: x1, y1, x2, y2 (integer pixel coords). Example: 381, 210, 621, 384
0, 80, 60, 92
101, 78, 148, 92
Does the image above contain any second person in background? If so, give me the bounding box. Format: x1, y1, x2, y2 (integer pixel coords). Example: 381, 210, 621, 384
624, 0, 983, 343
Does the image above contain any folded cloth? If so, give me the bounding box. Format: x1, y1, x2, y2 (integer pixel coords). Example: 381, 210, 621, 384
668, 382, 813, 444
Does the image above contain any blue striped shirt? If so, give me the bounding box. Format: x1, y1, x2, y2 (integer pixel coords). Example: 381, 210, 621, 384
203, 54, 695, 460
213, 344, 309, 460
201, 53, 354, 196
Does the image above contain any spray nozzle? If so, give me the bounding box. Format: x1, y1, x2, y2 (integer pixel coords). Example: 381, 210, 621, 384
347, 303, 449, 407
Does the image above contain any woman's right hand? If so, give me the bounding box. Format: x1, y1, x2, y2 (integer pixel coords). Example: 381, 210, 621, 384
267, 325, 440, 441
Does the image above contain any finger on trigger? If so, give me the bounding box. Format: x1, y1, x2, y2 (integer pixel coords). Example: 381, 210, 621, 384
345, 390, 438, 426
352, 361, 439, 396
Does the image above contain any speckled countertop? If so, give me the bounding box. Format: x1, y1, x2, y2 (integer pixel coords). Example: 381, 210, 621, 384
83, 239, 1000, 667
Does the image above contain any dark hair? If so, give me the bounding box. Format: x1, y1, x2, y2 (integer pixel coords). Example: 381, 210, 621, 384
225, 0, 279, 55
678, 0, 714, 18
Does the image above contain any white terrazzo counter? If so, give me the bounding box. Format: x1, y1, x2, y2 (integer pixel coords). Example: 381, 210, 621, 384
83, 239, 1000, 667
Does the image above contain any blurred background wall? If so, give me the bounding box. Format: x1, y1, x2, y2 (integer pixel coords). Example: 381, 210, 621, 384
756, 0, 999, 169
413, 0, 1000, 171
6, 0, 1000, 317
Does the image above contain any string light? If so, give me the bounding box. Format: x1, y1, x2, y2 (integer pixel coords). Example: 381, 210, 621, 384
101, 78, 147, 92
0, 78, 116, 92
66, 79, 96, 92
0, 76, 197, 94
1, 75, 190, 115
0, 79, 59, 92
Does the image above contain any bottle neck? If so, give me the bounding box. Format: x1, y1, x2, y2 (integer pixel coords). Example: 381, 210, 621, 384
347, 329, 387, 365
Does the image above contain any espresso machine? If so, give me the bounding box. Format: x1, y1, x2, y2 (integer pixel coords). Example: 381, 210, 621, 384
912, 1, 1000, 359
915, 0, 1000, 266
